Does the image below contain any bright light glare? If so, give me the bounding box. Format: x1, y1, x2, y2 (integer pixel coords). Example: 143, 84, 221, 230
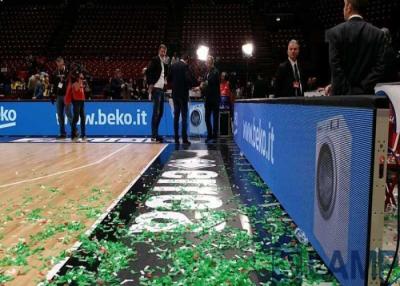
196, 45, 209, 61
242, 43, 254, 57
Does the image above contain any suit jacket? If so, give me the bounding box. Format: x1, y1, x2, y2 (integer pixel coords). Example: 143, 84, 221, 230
167, 60, 194, 101
326, 17, 385, 95
110, 77, 124, 98
253, 78, 269, 98
203, 67, 220, 103
146, 56, 167, 86
274, 60, 307, 98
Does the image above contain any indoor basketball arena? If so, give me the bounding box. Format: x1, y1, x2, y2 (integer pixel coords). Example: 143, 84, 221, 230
0, 0, 400, 285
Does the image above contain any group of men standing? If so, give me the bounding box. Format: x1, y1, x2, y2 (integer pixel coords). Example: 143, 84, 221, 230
53, 57, 87, 141
53, 45, 222, 143
146, 44, 221, 144
274, 0, 396, 98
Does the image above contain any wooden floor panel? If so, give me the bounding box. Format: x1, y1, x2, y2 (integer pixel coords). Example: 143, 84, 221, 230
0, 143, 164, 286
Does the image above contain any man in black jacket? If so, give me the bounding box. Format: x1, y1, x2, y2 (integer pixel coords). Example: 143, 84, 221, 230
52, 57, 72, 139
202, 56, 220, 142
167, 53, 194, 145
325, 0, 385, 95
110, 69, 124, 99
274, 40, 307, 98
146, 44, 168, 142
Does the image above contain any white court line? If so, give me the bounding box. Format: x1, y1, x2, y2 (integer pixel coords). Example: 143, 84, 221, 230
44, 144, 168, 283
11, 137, 153, 143
0, 144, 131, 190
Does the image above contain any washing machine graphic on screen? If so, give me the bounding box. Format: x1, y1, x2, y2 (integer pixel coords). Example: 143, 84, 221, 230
189, 103, 207, 135
314, 115, 352, 263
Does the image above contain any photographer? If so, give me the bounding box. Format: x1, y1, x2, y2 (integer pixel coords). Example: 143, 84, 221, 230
65, 71, 87, 141
51, 57, 72, 139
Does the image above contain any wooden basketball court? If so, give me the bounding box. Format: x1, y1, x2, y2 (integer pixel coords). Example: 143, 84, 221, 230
0, 143, 165, 286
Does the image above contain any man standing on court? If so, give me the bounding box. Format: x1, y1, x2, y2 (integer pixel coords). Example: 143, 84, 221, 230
52, 57, 72, 139
146, 44, 168, 143
202, 56, 220, 143
325, 0, 385, 95
167, 53, 194, 145
274, 40, 307, 98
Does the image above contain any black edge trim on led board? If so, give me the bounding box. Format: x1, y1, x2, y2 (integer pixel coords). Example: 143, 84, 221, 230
365, 108, 378, 286
235, 95, 389, 109
0, 99, 205, 103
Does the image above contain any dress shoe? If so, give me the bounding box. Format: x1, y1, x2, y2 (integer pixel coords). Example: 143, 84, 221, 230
151, 136, 163, 143
205, 137, 214, 143
56, 134, 67, 140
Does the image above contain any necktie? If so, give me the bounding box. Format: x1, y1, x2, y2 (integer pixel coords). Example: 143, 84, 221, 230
293, 63, 302, 96
293, 63, 300, 81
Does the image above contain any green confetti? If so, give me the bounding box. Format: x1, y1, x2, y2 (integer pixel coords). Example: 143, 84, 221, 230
30, 221, 85, 243
39, 151, 342, 285
0, 273, 14, 284
0, 241, 31, 266
48, 187, 60, 193
77, 205, 103, 219
27, 208, 44, 222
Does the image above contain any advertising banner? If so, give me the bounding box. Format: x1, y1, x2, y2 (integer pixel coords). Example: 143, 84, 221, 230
0, 101, 207, 136
234, 102, 375, 286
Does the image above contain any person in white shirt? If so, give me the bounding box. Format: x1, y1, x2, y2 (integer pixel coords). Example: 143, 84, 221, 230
145, 44, 168, 142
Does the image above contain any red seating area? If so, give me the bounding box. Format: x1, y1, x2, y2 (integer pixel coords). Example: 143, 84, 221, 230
74, 58, 148, 80
0, 5, 63, 57
269, 29, 305, 49
366, 1, 398, 27
64, 4, 167, 59
263, 0, 300, 13
312, 0, 399, 29
0, 0, 397, 95
182, 4, 252, 61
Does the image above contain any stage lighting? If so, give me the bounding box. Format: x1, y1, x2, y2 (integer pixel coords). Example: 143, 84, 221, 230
242, 43, 254, 57
196, 45, 209, 61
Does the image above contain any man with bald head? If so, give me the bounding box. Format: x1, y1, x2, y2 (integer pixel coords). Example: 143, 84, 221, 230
274, 40, 308, 98
325, 0, 385, 95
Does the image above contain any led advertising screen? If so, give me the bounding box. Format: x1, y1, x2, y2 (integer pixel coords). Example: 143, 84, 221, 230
234, 102, 375, 286
0, 101, 207, 136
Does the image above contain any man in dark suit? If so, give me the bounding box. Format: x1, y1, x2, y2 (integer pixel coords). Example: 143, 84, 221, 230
146, 44, 168, 143
325, 0, 385, 95
253, 74, 269, 98
167, 53, 194, 145
202, 56, 220, 142
274, 40, 307, 98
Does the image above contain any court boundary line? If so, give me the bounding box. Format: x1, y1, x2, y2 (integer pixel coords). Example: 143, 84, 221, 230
7, 137, 154, 144
0, 144, 131, 190
44, 144, 168, 283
